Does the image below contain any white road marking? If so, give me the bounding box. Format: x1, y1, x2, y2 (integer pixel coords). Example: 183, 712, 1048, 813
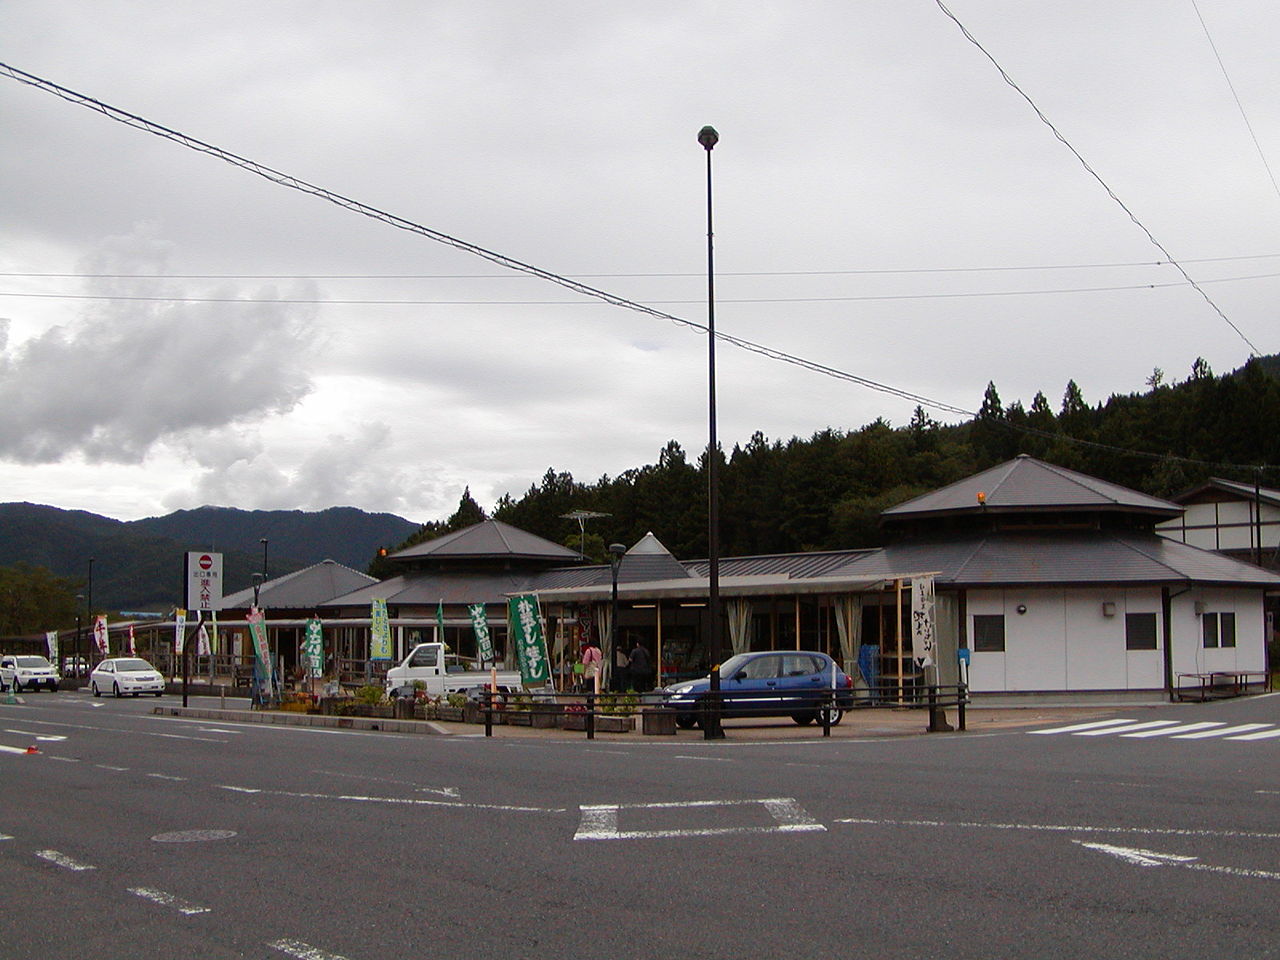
0, 744, 32, 755
94, 764, 129, 771
146, 773, 189, 781
128, 886, 211, 915
270, 939, 353, 960
312, 769, 460, 797
575, 797, 825, 841
674, 755, 734, 762
1227, 728, 1280, 741
35, 849, 95, 871
13, 717, 227, 742
1028, 718, 1137, 735
0, 832, 12, 841
1075, 841, 1280, 881
1172, 723, 1272, 739
215, 784, 563, 813
4, 730, 67, 741
836, 816, 1280, 841
1073, 720, 1183, 736
1122, 722, 1226, 738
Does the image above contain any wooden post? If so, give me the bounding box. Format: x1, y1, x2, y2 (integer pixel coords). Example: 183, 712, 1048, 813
895, 578, 904, 705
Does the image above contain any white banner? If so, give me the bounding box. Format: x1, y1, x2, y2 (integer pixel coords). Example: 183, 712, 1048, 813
911, 576, 937, 668
196, 619, 211, 656
128, 624, 136, 657
92, 615, 109, 656
46, 630, 58, 661
175, 609, 187, 655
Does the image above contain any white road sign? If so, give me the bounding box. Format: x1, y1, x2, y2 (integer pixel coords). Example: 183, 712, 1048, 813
185, 552, 224, 612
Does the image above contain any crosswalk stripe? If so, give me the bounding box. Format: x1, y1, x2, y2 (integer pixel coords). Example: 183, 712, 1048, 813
1226, 728, 1280, 741
1073, 720, 1182, 736
1172, 723, 1272, 740
1122, 722, 1226, 738
1028, 719, 1137, 735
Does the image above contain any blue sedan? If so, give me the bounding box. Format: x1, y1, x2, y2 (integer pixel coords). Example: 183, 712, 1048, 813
662, 650, 855, 728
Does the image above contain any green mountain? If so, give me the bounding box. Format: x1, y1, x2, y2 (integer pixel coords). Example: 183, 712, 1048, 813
0, 503, 418, 613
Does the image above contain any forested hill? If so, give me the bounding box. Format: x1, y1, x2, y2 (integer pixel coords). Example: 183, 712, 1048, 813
482, 355, 1280, 561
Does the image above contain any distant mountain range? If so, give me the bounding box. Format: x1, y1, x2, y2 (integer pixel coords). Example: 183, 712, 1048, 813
0, 503, 419, 612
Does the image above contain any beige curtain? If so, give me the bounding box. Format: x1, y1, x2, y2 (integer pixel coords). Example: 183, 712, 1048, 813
727, 598, 752, 655
835, 595, 863, 679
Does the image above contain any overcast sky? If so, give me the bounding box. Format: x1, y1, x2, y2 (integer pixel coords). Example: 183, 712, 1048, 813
2, 1, 1277, 525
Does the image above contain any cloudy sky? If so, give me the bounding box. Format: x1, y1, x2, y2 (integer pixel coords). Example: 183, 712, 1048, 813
2, 1, 1277, 524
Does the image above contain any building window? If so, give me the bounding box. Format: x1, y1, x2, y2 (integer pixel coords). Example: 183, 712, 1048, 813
1125, 613, 1158, 650
1202, 612, 1237, 649
972, 614, 1005, 652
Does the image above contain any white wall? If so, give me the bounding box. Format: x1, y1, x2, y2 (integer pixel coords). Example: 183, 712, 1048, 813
1169, 588, 1267, 676
1157, 500, 1280, 553
965, 587, 1165, 692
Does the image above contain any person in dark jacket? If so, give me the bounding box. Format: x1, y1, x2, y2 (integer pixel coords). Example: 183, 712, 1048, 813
627, 640, 653, 692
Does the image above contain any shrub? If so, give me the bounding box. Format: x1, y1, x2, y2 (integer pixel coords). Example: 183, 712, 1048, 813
355, 684, 387, 705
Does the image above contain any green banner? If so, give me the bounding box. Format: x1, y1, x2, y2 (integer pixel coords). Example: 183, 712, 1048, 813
469, 603, 493, 664
508, 594, 550, 687
246, 609, 272, 681
370, 599, 392, 660
303, 618, 324, 677
436, 600, 446, 646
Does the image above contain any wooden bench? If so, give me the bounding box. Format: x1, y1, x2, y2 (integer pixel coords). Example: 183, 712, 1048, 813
1175, 671, 1268, 701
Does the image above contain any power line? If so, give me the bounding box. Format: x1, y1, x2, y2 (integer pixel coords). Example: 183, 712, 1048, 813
0, 60, 1271, 476
5, 269, 1280, 306
5, 251, 1280, 280
934, 0, 1262, 357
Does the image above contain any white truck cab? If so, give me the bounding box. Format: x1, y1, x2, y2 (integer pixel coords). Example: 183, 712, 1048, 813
384, 643, 521, 696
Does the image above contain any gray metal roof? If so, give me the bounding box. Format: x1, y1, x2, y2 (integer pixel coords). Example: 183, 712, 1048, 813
831, 532, 1280, 588
222, 559, 377, 610
390, 519, 582, 563
882, 455, 1182, 521
686, 549, 879, 580
1170, 477, 1280, 509
321, 568, 548, 608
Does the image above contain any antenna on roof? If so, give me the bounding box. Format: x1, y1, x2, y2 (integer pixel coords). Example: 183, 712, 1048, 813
560, 510, 611, 560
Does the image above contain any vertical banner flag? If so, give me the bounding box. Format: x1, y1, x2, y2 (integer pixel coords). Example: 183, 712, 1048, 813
246, 607, 272, 682
370, 599, 392, 660
209, 612, 219, 657
303, 618, 324, 677
46, 630, 58, 661
469, 603, 493, 665
911, 575, 937, 668
93, 615, 109, 656
435, 600, 446, 645
174, 609, 187, 655
507, 594, 550, 687
127, 624, 136, 656
196, 617, 211, 657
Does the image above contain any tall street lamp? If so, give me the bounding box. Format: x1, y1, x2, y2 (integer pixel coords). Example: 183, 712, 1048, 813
74, 594, 84, 678
608, 543, 626, 692
260, 538, 269, 582
698, 124, 725, 739
86, 557, 95, 668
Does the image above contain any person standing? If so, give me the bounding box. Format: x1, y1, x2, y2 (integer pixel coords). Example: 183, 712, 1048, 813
613, 641, 631, 691
628, 639, 653, 692
579, 639, 602, 693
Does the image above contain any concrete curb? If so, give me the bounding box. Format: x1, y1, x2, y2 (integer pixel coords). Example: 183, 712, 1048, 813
152, 705, 448, 735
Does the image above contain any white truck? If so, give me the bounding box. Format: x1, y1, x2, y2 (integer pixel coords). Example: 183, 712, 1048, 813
384, 643, 522, 696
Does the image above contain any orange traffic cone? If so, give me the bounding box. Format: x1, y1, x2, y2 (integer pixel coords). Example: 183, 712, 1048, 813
25, 745, 39, 754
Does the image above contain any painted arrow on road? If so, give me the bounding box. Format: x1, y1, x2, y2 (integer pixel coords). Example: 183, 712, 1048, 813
1075, 841, 1280, 880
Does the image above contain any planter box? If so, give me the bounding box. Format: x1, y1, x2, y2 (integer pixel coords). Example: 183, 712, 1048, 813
530, 707, 562, 729
642, 708, 677, 735
562, 713, 587, 731
596, 715, 634, 733
506, 712, 533, 726
436, 706, 465, 723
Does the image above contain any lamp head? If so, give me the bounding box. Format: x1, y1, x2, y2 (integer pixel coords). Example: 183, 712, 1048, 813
697, 125, 719, 151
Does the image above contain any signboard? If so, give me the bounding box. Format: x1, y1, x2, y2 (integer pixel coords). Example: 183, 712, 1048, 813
246, 607, 272, 683
185, 552, 224, 612
911, 575, 937, 668
508, 594, 550, 687
469, 603, 494, 665
303, 618, 324, 677
370, 599, 392, 660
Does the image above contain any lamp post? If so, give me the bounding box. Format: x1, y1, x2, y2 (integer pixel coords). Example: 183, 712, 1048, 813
698, 124, 725, 739
75, 594, 84, 678
260, 538, 269, 582
608, 543, 626, 692
86, 557, 95, 669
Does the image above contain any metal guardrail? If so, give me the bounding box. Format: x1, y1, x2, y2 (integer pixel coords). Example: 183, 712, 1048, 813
469, 682, 971, 739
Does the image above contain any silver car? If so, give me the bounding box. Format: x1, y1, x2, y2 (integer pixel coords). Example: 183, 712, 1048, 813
89, 658, 165, 698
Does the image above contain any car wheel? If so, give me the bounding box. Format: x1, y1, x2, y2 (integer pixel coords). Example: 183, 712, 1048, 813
675, 713, 696, 729
791, 712, 815, 725
91, 682, 100, 697
154, 692, 162, 697
49, 683, 58, 693
112, 682, 122, 698
818, 706, 844, 727
13, 680, 23, 694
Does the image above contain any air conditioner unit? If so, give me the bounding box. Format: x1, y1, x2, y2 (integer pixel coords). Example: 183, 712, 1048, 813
1194, 600, 1206, 616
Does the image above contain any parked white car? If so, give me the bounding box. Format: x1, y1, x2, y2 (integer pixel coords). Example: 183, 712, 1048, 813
89, 657, 165, 698
0, 654, 60, 692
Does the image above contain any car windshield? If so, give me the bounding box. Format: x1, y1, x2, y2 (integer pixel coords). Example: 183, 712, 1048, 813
113, 659, 153, 672
16, 657, 51, 668
717, 654, 754, 678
